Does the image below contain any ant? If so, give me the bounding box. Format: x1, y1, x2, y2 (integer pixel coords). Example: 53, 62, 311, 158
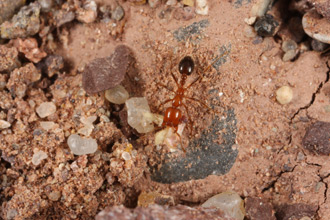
158, 54, 225, 152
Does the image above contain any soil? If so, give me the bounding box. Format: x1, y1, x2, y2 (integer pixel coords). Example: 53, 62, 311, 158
1, 0, 330, 219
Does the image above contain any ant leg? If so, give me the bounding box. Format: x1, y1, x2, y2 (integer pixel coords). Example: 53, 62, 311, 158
170, 72, 180, 87
156, 82, 175, 94
185, 96, 214, 113
158, 99, 173, 111
174, 128, 186, 153
185, 75, 201, 89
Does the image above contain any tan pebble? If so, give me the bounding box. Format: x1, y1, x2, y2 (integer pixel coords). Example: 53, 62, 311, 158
0, 120, 11, 129
276, 86, 293, 104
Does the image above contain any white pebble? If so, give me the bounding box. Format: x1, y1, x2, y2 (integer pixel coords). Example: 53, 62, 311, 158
40, 121, 55, 131
0, 120, 11, 129
32, 150, 48, 165
105, 85, 129, 104
276, 86, 293, 105
125, 97, 154, 133
36, 102, 56, 118
122, 151, 131, 161
195, 0, 208, 15
67, 134, 98, 155
202, 191, 245, 220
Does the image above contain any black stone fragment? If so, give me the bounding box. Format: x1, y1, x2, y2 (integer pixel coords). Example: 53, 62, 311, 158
151, 109, 237, 184
173, 19, 209, 42
245, 197, 276, 220
275, 203, 317, 220
82, 45, 135, 94
254, 14, 279, 37
302, 121, 330, 155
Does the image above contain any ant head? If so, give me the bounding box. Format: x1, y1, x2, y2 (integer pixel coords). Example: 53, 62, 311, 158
179, 56, 194, 75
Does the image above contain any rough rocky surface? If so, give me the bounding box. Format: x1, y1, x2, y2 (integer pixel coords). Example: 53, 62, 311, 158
302, 121, 330, 155
245, 197, 276, 220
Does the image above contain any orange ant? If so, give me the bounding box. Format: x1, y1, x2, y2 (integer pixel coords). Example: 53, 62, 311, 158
158, 54, 222, 152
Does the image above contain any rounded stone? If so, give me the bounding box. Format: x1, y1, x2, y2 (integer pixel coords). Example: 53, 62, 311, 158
105, 85, 129, 104
276, 86, 293, 105
36, 102, 56, 118
302, 10, 330, 44
67, 134, 98, 155
32, 150, 48, 165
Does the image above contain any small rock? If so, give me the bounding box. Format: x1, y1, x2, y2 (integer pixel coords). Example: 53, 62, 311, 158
0, 45, 20, 72
126, 97, 155, 133
32, 150, 48, 165
0, 74, 7, 90
250, 0, 272, 17
40, 121, 55, 131
196, 0, 209, 15
202, 191, 245, 220
282, 50, 297, 62
137, 191, 175, 207
245, 197, 276, 220
302, 10, 330, 44
48, 191, 61, 201
302, 121, 330, 155
148, 0, 161, 8
0, 119, 11, 129
12, 38, 47, 63
173, 7, 195, 21
111, 5, 125, 21
282, 40, 298, 52
36, 102, 56, 118
276, 86, 293, 105
41, 55, 64, 77
6, 63, 41, 98
0, 0, 25, 24
82, 45, 135, 94
76, 0, 98, 24
276, 203, 317, 220
254, 14, 279, 37
311, 39, 329, 52
182, 0, 194, 7
38, 0, 53, 13
1, 2, 41, 39
54, 10, 75, 27
127, 0, 147, 5
67, 134, 98, 155
105, 85, 129, 104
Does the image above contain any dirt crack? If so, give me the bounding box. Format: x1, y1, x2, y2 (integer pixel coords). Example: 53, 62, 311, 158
290, 60, 330, 122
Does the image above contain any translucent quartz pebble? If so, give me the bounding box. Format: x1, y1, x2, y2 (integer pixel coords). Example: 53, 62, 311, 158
202, 191, 245, 220
40, 121, 55, 131
67, 134, 98, 155
105, 85, 129, 104
36, 102, 56, 118
0, 120, 11, 129
125, 97, 154, 133
32, 150, 48, 165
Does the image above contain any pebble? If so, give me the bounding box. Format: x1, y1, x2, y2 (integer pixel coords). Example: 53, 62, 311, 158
202, 191, 245, 220
250, 0, 272, 17
54, 10, 75, 27
125, 97, 154, 133
182, 0, 194, 7
137, 191, 175, 207
67, 134, 98, 155
195, 0, 209, 15
76, 0, 98, 24
282, 50, 297, 62
32, 150, 48, 165
82, 45, 135, 94
12, 38, 47, 63
148, 0, 161, 8
105, 85, 129, 104
111, 5, 125, 21
311, 39, 329, 52
254, 14, 279, 37
0, 119, 11, 129
0, 45, 20, 73
303, 121, 330, 155
40, 55, 64, 77
276, 86, 293, 105
245, 197, 276, 220
36, 102, 56, 118
1, 2, 41, 39
48, 191, 61, 201
302, 10, 330, 44
40, 121, 55, 131
276, 203, 317, 220
38, 0, 53, 13
0, 0, 25, 24
282, 40, 298, 52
